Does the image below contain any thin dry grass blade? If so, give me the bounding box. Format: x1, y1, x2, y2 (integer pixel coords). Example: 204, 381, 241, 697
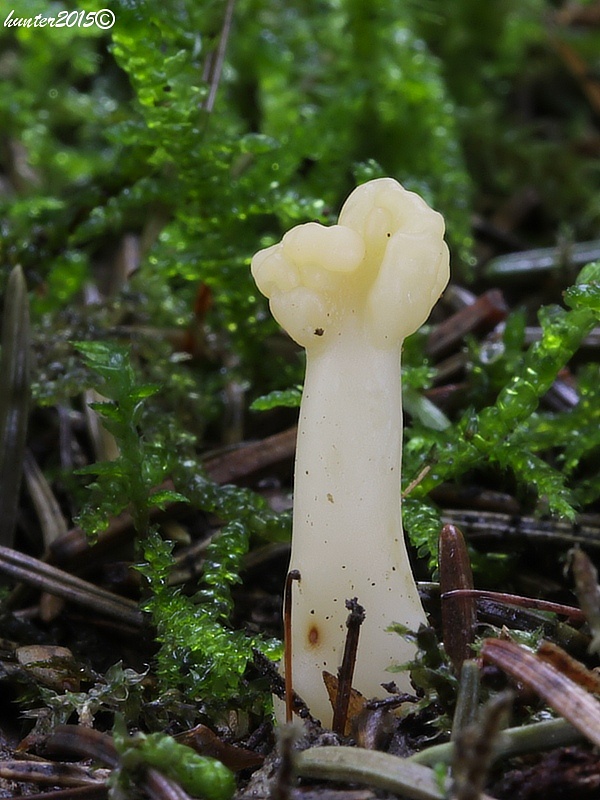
23, 449, 69, 547
0, 265, 31, 547
296, 746, 497, 800
451, 660, 480, 739
570, 547, 600, 652
0, 545, 144, 628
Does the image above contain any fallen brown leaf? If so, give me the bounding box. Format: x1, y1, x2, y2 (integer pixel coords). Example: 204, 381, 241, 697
482, 638, 600, 748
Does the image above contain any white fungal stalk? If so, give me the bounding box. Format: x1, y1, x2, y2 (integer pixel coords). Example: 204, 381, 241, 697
251, 178, 450, 725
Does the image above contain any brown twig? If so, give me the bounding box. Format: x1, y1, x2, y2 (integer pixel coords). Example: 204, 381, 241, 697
13, 787, 108, 800
44, 726, 119, 768
145, 768, 194, 800
45, 726, 194, 800
426, 289, 508, 358
0, 546, 144, 628
202, 0, 236, 113
332, 598, 366, 736
441, 589, 584, 623
441, 509, 600, 548
252, 649, 316, 723
283, 569, 301, 723
0, 759, 105, 787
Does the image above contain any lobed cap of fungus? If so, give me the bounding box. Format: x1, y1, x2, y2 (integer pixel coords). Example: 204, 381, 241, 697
251, 178, 449, 350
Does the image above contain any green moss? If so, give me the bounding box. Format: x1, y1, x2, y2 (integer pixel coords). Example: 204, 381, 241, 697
4, 0, 600, 723
113, 718, 235, 800
403, 267, 600, 559
74, 341, 188, 539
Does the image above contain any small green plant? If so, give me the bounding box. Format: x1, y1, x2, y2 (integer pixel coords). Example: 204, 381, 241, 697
75, 340, 281, 712
389, 624, 458, 717
137, 530, 265, 710
74, 340, 187, 540
138, 474, 283, 710
402, 264, 600, 559
112, 716, 235, 800
24, 662, 146, 733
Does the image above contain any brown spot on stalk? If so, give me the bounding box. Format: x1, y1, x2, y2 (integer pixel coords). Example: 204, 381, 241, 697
308, 626, 320, 646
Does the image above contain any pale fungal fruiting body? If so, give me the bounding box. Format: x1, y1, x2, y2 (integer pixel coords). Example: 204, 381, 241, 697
251, 178, 450, 725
